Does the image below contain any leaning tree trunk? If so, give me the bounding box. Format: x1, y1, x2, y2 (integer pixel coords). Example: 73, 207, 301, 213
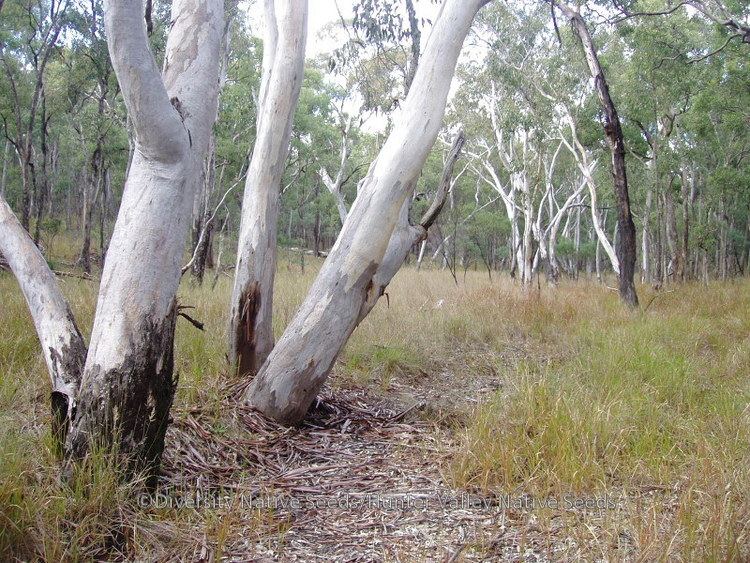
247, 0, 486, 425
229, 0, 308, 377
554, 1, 639, 307
0, 196, 86, 447
548, 179, 584, 284
64, 0, 223, 480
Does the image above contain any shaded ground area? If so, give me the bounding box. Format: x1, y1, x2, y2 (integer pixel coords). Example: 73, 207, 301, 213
148, 382, 629, 561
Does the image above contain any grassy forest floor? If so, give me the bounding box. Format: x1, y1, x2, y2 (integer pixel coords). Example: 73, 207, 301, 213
1, 246, 749, 561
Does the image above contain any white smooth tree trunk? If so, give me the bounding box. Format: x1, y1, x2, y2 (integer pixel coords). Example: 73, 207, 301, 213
548, 179, 584, 283
229, 0, 308, 377
359, 130, 465, 319
520, 173, 534, 284
585, 170, 619, 275
320, 116, 353, 225
0, 196, 87, 445
562, 115, 620, 275
64, 0, 224, 478
247, 0, 487, 425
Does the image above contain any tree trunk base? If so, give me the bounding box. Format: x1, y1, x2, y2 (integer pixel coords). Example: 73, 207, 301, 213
65, 304, 179, 487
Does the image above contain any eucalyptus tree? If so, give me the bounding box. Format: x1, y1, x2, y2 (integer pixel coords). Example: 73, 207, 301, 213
683, 46, 750, 279
282, 65, 348, 253
611, 1, 749, 281
547, 0, 639, 307
230, 0, 308, 377
246, 0, 491, 425
0, 0, 224, 480
456, 3, 599, 283
318, 0, 438, 228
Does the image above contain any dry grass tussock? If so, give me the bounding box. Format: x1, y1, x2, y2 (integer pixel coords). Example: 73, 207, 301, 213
0, 251, 748, 560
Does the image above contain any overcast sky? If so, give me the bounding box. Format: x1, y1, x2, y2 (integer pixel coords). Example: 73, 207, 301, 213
242, 1, 473, 134
245, 0, 443, 57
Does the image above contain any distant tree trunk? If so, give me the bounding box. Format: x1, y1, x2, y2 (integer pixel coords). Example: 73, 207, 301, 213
229, 0, 308, 377
521, 195, 534, 284
680, 166, 692, 281
562, 119, 619, 276
192, 224, 214, 284
0, 140, 8, 199
246, 0, 484, 425
191, 138, 217, 284
313, 180, 321, 257
78, 148, 104, 274
212, 212, 231, 290
1, 0, 67, 233
33, 90, 51, 245
548, 180, 584, 284
654, 198, 664, 286
553, 1, 638, 307
664, 180, 679, 282
642, 187, 652, 282
19, 150, 35, 232
99, 168, 111, 264
319, 116, 353, 225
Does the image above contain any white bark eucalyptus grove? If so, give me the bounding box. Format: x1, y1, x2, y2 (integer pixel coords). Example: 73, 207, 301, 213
246, 0, 492, 426
229, 0, 308, 377
2, 0, 224, 482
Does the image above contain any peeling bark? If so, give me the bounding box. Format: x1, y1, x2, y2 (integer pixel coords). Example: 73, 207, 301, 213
234, 282, 263, 376
67, 304, 179, 483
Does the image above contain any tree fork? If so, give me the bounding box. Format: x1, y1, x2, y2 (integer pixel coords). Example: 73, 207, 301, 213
246, 0, 487, 425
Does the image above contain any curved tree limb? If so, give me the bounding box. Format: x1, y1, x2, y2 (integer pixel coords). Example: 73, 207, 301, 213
0, 195, 86, 447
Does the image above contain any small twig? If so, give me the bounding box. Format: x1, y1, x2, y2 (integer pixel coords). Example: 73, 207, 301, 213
177, 305, 205, 331
643, 289, 675, 312
445, 544, 466, 563
53, 269, 94, 281
390, 401, 424, 422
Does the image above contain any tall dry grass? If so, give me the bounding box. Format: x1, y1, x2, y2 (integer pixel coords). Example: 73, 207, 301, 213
0, 246, 748, 559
